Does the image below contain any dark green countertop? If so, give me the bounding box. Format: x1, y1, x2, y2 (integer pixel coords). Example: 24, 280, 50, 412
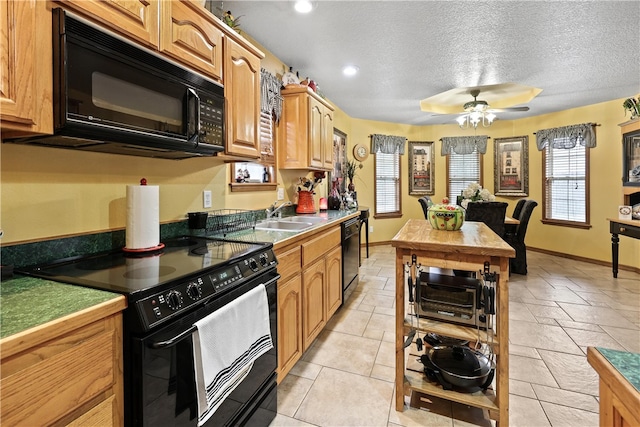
596, 347, 640, 392
1, 275, 121, 339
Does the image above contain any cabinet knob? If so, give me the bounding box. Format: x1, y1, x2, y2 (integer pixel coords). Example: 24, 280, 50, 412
620, 227, 626, 232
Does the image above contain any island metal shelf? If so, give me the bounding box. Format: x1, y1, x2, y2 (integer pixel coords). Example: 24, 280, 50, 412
392, 219, 514, 427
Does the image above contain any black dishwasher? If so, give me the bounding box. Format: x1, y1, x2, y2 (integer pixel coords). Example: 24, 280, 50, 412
342, 217, 360, 303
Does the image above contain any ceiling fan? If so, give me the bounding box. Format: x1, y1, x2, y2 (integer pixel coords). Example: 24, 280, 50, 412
456, 89, 530, 128
462, 89, 530, 114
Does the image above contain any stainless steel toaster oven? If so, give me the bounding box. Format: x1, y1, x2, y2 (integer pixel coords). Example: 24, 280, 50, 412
416, 272, 487, 328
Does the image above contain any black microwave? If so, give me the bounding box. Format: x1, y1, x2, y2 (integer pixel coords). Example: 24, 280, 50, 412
6, 9, 225, 160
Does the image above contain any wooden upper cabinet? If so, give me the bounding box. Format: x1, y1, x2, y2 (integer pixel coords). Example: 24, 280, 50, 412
160, 0, 223, 82
279, 86, 335, 171
0, 0, 52, 137
223, 37, 261, 158
55, 0, 159, 49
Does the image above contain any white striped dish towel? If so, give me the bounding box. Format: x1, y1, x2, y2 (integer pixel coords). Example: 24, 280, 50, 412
192, 284, 273, 426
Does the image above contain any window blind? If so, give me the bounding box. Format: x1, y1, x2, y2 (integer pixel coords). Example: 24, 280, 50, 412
544, 141, 587, 222
259, 111, 275, 165
375, 152, 400, 214
447, 149, 481, 202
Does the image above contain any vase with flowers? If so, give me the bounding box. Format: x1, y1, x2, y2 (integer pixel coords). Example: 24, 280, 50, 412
460, 182, 495, 209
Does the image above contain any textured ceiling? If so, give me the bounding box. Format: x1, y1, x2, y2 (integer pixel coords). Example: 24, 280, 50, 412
226, 1, 640, 126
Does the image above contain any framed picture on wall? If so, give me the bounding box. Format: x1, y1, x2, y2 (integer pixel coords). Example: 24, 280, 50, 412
331, 128, 347, 195
494, 136, 528, 196
408, 141, 435, 195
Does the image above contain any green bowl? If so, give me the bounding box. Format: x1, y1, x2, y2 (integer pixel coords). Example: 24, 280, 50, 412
427, 205, 465, 231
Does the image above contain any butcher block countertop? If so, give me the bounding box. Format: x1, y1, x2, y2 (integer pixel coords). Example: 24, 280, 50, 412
391, 219, 515, 258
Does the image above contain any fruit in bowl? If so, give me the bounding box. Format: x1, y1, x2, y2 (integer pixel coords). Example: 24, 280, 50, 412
427, 203, 465, 231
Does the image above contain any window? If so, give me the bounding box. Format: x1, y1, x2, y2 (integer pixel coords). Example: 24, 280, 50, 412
374, 152, 401, 217
543, 140, 590, 227
447, 148, 481, 202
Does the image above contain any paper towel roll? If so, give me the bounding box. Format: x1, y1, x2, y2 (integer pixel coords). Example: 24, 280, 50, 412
126, 184, 159, 250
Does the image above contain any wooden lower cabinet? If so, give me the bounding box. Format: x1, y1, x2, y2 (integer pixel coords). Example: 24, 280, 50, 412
277, 274, 303, 382
325, 245, 343, 320
302, 257, 327, 350
275, 223, 345, 381
0, 299, 125, 426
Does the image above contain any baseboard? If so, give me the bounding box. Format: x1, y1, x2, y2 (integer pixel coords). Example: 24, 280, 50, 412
528, 247, 640, 275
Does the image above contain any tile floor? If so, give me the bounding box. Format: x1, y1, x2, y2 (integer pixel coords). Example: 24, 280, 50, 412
270, 245, 640, 426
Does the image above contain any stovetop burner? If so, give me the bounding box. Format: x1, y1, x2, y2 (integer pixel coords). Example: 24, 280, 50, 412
21, 236, 270, 296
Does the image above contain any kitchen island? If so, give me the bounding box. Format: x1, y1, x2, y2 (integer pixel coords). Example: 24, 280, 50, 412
391, 219, 515, 426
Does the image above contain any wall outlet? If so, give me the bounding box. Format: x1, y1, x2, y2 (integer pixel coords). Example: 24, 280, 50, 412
203, 190, 212, 209
369, 226, 373, 233
277, 188, 285, 201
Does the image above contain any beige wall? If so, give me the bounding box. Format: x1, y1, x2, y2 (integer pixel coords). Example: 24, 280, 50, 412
1, 35, 637, 270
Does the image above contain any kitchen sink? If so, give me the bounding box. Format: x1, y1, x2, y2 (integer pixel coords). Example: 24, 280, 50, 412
279, 216, 328, 224
255, 220, 315, 231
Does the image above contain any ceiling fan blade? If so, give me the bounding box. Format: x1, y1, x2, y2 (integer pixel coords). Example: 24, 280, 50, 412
489, 106, 530, 113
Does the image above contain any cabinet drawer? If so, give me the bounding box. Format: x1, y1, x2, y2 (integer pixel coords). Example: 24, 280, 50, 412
611, 222, 640, 239
0, 326, 116, 426
277, 245, 302, 282
302, 228, 341, 267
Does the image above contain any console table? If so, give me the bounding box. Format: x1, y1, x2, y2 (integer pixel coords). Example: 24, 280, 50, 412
391, 219, 515, 426
607, 218, 640, 278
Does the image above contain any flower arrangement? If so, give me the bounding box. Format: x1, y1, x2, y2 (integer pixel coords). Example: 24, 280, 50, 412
460, 182, 495, 209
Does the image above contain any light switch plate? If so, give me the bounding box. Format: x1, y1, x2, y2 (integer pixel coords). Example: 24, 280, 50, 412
277, 188, 285, 200
203, 190, 212, 208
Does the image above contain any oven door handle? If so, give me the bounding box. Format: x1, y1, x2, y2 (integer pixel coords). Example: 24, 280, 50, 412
150, 326, 196, 349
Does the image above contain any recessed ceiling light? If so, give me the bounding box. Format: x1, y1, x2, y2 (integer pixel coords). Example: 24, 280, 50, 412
294, 1, 313, 13
342, 65, 359, 77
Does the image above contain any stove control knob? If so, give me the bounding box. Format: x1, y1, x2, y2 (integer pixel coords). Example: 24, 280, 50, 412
248, 258, 259, 272
259, 253, 269, 267
166, 290, 183, 310
187, 283, 202, 300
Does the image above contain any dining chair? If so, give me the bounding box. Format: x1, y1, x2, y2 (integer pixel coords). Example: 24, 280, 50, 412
505, 199, 527, 235
418, 196, 433, 219
504, 200, 538, 275
464, 201, 509, 238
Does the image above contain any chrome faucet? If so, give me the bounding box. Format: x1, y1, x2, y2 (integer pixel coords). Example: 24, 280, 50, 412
266, 201, 292, 219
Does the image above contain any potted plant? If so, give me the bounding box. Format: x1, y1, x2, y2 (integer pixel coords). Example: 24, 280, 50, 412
345, 158, 359, 192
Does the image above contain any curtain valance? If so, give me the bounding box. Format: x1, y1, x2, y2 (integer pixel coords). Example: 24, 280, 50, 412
260, 68, 283, 122
535, 122, 596, 150
440, 136, 488, 155
371, 134, 406, 155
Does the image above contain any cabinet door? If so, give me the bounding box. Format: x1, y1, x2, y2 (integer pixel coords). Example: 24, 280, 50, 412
277, 274, 303, 382
309, 97, 324, 169
322, 107, 334, 170
325, 246, 342, 319
224, 37, 261, 158
160, 0, 223, 81
278, 92, 309, 169
56, 0, 159, 49
0, 0, 52, 136
302, 258, 326, 350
